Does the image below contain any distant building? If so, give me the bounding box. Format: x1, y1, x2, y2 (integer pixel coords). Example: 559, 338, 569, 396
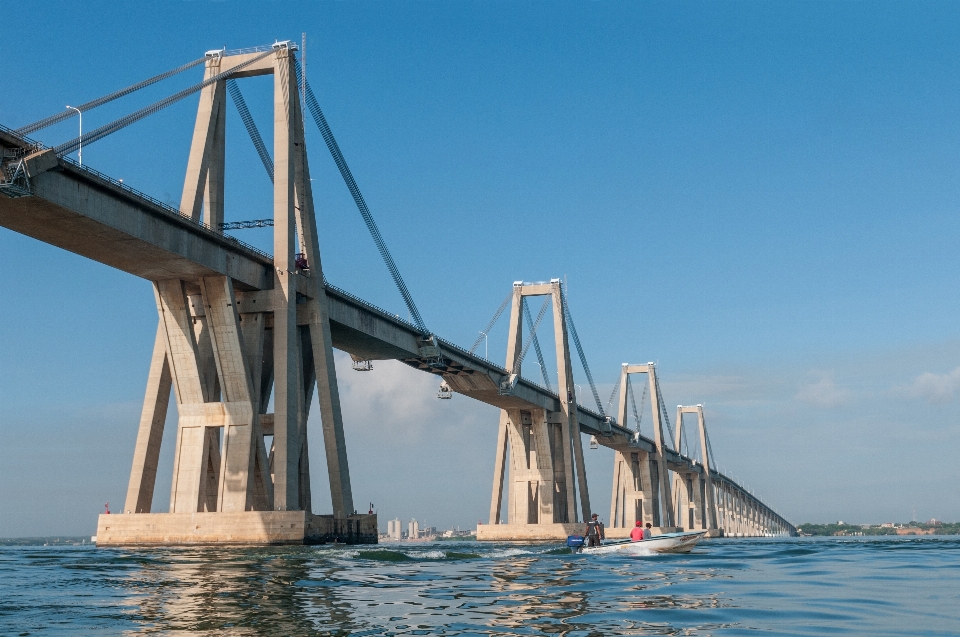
409, 519, 420, 540
386, 519, 403, 540
881, 523, 894, 528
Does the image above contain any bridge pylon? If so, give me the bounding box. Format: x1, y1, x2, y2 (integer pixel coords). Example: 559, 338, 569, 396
671, 405, 721, 536
607, 363, 680, 535
477, 280, 591, 540
97, 43, 375, 546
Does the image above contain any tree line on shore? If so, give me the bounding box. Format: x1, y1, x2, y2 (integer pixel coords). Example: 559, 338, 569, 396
797, 522, 960, 536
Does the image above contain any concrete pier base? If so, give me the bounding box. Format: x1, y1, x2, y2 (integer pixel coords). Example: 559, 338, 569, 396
476, 523, 582, 541
95, 511, 377, 546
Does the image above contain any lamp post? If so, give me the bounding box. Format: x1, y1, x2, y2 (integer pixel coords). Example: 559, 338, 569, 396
479, 331, 488, 360
66, 105, 82, 166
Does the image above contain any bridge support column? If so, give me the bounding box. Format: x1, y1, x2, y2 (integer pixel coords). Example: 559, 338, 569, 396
606, 363, 676, 533
123, 327, 172, 514
609, 449, 658, 529
479, 280, 588, 541
102, 44, 371, 546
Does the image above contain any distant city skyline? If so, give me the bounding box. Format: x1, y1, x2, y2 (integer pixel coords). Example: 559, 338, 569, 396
3, 1, 960, 535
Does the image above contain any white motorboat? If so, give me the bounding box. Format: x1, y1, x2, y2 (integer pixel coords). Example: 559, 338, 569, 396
576, 531, 706, 555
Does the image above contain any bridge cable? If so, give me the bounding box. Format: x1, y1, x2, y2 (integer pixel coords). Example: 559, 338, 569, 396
654, 372, 676, 450
559, 285, 605, 416
512, 297, 550, 377
523, 302, 552, 392
604, 376, 622, 416
704, 428, 717, 471
469, 291, 512, 356
54, 50, 274, 158
17, 57, 206, 136
227, 79, 274, 182
295, 60, 429, 335
630, 378, 645, 433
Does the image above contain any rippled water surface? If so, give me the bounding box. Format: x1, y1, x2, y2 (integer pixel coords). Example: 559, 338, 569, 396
1, 536, 958, 635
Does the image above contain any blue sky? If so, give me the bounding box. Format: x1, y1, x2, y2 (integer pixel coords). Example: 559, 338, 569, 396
2, 1, 960, 535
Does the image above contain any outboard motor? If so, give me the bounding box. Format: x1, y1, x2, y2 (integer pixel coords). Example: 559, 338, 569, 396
566, 535, 585, 552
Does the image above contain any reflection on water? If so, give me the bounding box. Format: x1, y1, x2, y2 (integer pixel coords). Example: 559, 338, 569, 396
1, 537, 959, 635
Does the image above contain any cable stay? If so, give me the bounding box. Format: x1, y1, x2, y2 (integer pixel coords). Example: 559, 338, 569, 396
295, 60, 429, 336
227, 79, 273, 182
654, 372, 676, 451
512, 297, 550, 377
680, 418, 691, 457
704, 428, 717, 472
16, 57, 206, 136
604, 376, 622, 416
523, 301, 552, 391
469, 291, 512, 356
559, 285, 605, 417
630, 378, 646, 434
55, 50, 274, 158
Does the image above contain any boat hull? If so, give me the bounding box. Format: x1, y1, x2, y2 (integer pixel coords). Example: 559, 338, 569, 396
579, 531, 706, 555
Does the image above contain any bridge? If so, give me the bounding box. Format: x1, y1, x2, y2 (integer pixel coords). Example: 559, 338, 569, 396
0, 43, 795, 544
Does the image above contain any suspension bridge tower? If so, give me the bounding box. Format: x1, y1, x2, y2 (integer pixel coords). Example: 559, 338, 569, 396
96, 43, 376, 545
476, 280, 593, 540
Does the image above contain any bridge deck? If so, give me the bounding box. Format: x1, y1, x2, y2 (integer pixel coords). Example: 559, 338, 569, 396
0, 128, 784, 527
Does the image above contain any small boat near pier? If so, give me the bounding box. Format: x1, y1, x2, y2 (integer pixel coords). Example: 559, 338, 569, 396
570, 530, 706, 555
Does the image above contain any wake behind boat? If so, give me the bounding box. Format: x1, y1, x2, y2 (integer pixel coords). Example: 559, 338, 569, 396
570, 530, 706, 555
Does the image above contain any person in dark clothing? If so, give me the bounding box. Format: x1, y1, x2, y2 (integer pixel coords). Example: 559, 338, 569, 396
585, 513, 605, 547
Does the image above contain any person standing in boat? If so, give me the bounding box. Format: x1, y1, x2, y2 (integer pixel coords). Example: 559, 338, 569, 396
585, 514, 605, 547
630, 521, 644, 542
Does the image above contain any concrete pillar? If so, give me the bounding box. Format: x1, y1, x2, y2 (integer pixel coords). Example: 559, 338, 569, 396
180, 55, 225, 223
646, 367, 674, 528
609, 449, 649, 528
488, 411, 509, 525
551, 282, 589, 522
609, 364, 674, 528
289, 86, 354, 517
123, 327, 172, 513
271, 47, 302, 511
487, 281, 587, 529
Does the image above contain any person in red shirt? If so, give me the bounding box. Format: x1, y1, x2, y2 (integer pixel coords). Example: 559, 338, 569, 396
630, 521, 644, 541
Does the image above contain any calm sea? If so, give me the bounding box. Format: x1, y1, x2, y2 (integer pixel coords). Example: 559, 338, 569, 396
1, 536, 957, 635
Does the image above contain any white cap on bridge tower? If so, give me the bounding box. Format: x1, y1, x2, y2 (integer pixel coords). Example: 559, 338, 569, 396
205, 50, 224, 58
513, 281, 523, 287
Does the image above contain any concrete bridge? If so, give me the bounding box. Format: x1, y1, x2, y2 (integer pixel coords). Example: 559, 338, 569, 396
0, 43, 795, 544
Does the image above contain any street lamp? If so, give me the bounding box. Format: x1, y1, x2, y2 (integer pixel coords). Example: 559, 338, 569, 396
574, 383, 582, 402
66, 105, 82, 166
479, 331, 488, 360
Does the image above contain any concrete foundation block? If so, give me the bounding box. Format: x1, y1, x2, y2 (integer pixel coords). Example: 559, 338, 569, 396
95, 511, 378, 546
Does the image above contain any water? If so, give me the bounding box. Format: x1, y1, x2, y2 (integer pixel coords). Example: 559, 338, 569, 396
1, 536, 958, 635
